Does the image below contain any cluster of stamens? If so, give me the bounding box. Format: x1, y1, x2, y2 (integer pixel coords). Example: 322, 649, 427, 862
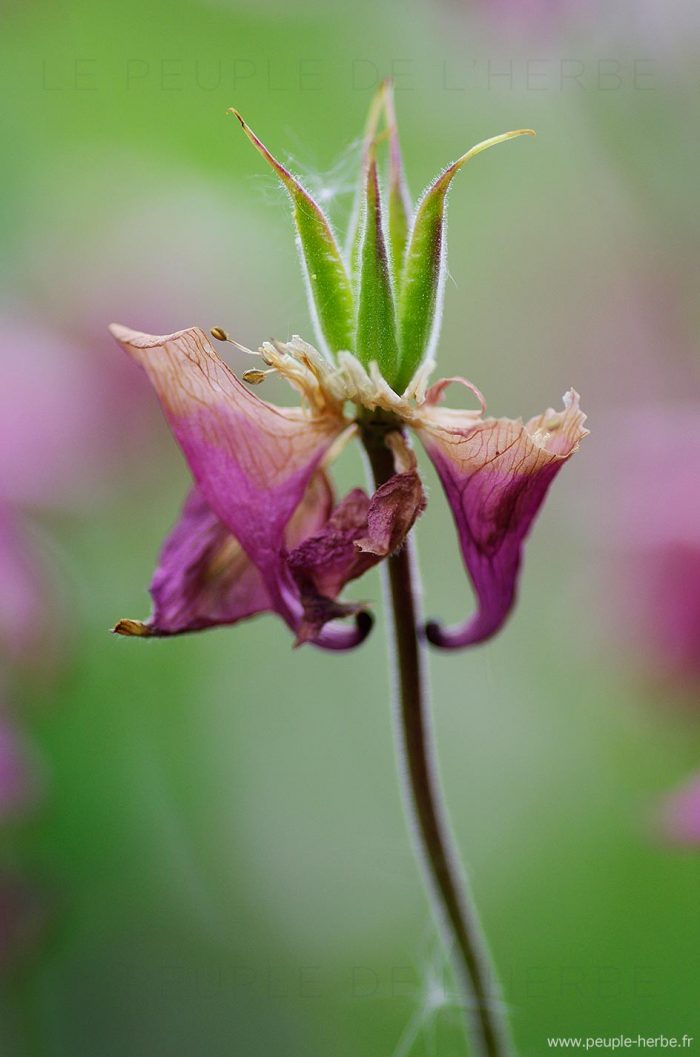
210, 327, 436, 425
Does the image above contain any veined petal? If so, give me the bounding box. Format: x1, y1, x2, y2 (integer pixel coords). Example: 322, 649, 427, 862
417, 390, 587, 648
113, 472, 333, 638
110, 325, 352, 637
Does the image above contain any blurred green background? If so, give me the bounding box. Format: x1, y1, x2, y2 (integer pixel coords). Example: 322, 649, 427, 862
1, 0, 699, 1054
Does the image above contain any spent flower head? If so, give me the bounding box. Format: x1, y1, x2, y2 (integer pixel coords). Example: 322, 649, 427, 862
109, 83, 587, 650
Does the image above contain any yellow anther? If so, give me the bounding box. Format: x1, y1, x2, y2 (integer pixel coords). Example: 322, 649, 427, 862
242, 368, 276, 385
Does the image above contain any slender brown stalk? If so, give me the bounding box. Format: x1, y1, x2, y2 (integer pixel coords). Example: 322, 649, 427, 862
361, 423, 513, 1057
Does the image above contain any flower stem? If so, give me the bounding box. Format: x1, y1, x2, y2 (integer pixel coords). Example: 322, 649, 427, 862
361, 426, 513, 1057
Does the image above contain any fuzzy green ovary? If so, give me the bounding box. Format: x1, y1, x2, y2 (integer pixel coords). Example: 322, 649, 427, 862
388, 182, 410, 292
293, 202, 355, 356
395, 196, 444, 393
354, 161, 401, 388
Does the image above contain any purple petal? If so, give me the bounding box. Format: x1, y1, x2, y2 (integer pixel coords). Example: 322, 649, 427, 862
114, 472, 333, 638
110, 325, 358, 642
113, 489, 272, 637
288, 436, 425, 644
417, 389, 587, 648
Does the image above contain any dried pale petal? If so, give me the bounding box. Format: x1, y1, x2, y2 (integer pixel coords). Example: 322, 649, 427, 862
230, 110, 355, 357
396, 129, 534, 391
288, 432, 425, 643
110, 325, 368, 648
418, 390, 587, 648
289, 490, 377, 645
110, 324, 342, 545
356, 434, 425, 557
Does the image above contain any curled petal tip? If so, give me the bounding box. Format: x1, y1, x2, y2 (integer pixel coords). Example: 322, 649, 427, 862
312, 609, 374, 651
423, 617, 480, 650
424, 619, 452, 649
418, 389, 587, 651
343, 608, 375, 649
460, 127, 535, 164
112, 619, 152, 637
109, 322, 131, 342
355, 609, 374, 640
498, 128, 535, 141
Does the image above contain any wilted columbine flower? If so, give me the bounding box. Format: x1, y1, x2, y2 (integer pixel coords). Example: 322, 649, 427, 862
110, 84, 587, 650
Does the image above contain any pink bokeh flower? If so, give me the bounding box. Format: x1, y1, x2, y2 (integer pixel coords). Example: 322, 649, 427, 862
611, 404, 700, 688
658, 775, 700, 847
466, 0, 700, 49
0, 310, 150, 511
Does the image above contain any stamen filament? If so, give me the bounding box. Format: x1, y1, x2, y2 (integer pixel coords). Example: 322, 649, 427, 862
210, 327, 259, 357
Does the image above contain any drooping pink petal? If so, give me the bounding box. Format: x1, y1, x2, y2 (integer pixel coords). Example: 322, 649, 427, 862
288, 435, 426, 644
114, 472, 333, 638
658, 774, 700, 847
113, 489, 272, 638
417, 388, 587, 648
110, 325, 370, 648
